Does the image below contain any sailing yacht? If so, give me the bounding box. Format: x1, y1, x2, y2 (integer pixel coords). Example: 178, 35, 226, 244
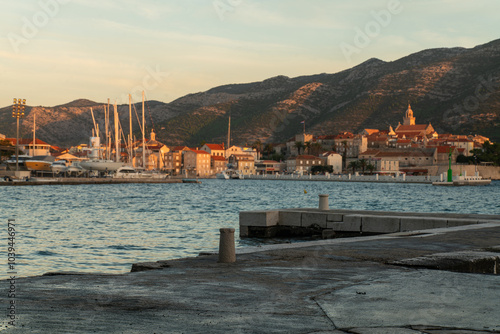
79, 136, 125, 172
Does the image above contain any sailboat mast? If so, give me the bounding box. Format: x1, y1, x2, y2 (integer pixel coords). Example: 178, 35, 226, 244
106, 99, 110, 159
32, 111, 36, 156
114, 102, 119, 162
142, 91, 146, 169
227, 115, 231, 152
129, 94, 133, 166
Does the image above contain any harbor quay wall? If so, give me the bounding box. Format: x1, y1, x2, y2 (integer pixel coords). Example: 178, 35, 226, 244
246, 174, 436, 183
245, 165, 500, 181
239, 208, 500, 238
0, 177, 184, 186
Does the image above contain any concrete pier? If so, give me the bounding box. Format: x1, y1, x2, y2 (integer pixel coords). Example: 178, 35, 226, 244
240, 208, 500, 237
4, 220, 500, 333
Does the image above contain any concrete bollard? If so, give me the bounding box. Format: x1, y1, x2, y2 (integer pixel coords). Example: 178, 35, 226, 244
218, 228, 236, 263
319, 194, 329, 210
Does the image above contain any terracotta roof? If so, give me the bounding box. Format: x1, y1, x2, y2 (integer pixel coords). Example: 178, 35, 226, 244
294, 155, 322, 160
5, 138, 50, 145
436, 146, 456, 154
315, 135, 336, 140
359, 149, 380, 156
171, 146, 192, 152
211, 155, 226, 161
334, 132, 356, 139
205, 144, 225, 150
395, 124, 429, 132
363, 129, 380, 135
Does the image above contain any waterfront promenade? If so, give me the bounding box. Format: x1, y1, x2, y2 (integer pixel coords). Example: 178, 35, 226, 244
3, 219, 499, 333
0, 177, 186, 186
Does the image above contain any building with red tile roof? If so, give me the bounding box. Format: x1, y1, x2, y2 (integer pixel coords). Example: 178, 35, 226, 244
184, 149, 211, 177
211, 155, 227, 174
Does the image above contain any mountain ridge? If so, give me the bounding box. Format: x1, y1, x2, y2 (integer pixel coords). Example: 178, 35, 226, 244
1, 39, 499, 147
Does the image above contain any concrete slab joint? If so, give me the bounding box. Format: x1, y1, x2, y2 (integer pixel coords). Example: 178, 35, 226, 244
329, 214, 362, 232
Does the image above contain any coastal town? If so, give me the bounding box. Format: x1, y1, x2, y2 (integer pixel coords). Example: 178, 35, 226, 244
0, 103, 498, 181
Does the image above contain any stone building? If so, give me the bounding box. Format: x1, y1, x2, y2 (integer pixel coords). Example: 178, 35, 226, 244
211, 155, 227, 174
228, 154, 255, 175
333, 132, 367, 158
184, 149, 211, 177
320, 151, 342, 173
286, 155, 323, 174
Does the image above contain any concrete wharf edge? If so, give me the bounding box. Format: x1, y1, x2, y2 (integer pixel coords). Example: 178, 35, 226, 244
0, 177, 187, 186
3, 218, 500, 333
2, 177, 497, 331
240, 208, 500, 237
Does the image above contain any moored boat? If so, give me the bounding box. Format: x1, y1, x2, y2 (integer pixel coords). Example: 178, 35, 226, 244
6, 155, 31, 171
24, 155, 55, 171
113, 166, 139, 178
66, 161, 84, 176
432, 175, 491, 186
216, 169, 243, 180
51, 160, 68, 174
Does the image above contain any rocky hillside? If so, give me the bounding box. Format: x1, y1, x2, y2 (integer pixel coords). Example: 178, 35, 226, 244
1, 39, 499, 147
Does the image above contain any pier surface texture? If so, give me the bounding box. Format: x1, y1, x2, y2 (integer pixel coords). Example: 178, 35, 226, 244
2, 212, 500, 333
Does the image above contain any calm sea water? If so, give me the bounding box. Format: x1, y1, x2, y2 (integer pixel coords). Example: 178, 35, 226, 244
1, 179, 499, 279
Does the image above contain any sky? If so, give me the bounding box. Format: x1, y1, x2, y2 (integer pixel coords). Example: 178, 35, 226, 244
1, 0, 499, 107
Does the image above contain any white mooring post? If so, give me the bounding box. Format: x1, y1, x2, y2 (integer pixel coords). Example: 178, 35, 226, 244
319, 194, 329, 210
218, 228, 236, 263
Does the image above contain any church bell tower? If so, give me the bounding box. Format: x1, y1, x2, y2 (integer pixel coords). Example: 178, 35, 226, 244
403, 103, 416, 126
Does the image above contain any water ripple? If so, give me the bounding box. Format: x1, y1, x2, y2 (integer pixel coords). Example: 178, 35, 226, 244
0, 180, 498, 279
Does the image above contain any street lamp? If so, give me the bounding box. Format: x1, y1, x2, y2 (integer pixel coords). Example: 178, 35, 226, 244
12, 98, 26, 171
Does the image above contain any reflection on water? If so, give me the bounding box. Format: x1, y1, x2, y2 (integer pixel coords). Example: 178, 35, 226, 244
1, 180, 498, 278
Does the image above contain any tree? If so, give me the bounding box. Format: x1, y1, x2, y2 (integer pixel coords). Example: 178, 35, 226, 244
456, 154, 474, 164
366, 163, 376, 174
310, 142, 323, 156
311, 165, 333, 174
472, 141, 500, 166
263, 143, 274, 159
251, 140, 262, 160
0, 139, 15, 160
359, 159, 367, 174
271, 153, 284, 162
341, 141, 348, 171
347, 160, 359, 174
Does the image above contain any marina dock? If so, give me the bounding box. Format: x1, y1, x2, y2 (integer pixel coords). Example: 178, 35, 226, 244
240, 207, 500, 238
0, 177, 190, 186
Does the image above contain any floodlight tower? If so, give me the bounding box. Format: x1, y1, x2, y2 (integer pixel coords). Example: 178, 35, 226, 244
12, 98, 26, 171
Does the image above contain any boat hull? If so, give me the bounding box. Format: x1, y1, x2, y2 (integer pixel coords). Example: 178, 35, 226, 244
25, 160, 52, 171
433, 179, 492, 186
80, 160, 125, 171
